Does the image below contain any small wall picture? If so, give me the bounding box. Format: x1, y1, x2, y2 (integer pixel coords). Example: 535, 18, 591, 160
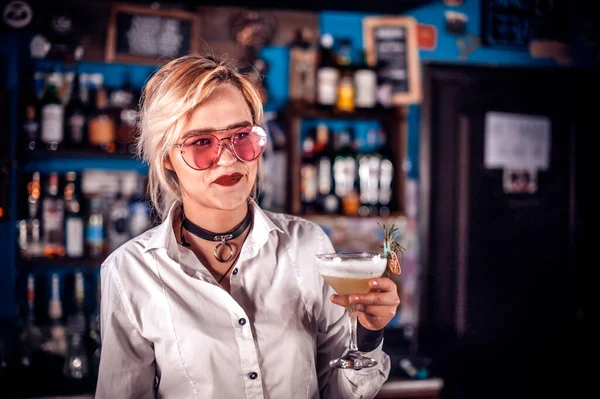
503, 168, 537, 194
445, 10, 467, 35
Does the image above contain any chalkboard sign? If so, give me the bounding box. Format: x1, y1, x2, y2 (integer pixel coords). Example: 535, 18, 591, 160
105, 4, 200, 64
482, 0, 571, 48
363, 16, 421, 105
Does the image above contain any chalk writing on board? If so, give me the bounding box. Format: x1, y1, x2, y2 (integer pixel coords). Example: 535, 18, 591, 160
363, 16, 421, 104
106, 4, 199, 64
374, 26, 409, 94
119, 14, 186, 58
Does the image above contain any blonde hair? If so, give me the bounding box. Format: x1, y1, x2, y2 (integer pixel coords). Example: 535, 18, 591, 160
136, 54, 265, 221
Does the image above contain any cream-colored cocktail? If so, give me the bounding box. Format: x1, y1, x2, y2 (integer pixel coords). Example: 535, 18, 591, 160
316, 252, 387, 370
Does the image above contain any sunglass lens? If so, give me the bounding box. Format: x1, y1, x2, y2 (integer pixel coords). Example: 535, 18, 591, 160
232, 126, 267, 162
183, 135, 220, 170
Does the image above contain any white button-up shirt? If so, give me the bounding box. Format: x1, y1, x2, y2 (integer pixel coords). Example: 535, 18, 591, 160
96, 201, 391, 398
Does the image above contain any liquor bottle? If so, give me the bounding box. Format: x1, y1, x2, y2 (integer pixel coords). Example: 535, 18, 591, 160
114, 71, 139, 155
358, 128, 382, 217
42, 172, 66, 258
65, 71, 87, 148
335, 38, 356, 113
19, 172, 44, 258
377, 129, 394, 216
88, 279, 101, 375
333, 128, 359, 215
64, 172, 84, 258
335, 73, 356, 113
129, 202, 151, 238
63, 270, 89, 379
27, 171, 41, 219
21, 73, 40, 151
86, 198, 105, 258
40, 72, 64, 151
41, 273, 67, 356
300, 128, 318, 214
108, 186, 131, 252
67, 270, 86, 335
18, 273, 42, 367
316, 33, 339, 107
354, 51, 377, 109
87, 87, 116, 153
314, 124, 339, 214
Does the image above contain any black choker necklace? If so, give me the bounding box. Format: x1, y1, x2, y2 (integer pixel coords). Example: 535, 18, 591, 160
180, 208, 252, 263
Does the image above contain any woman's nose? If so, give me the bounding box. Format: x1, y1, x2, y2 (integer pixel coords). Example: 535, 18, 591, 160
216, 143, 237, 166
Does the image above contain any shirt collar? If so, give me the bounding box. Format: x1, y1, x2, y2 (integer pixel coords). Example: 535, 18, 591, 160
143, 200, 282, 256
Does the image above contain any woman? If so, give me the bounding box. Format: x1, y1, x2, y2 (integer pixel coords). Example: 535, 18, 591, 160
96, 54, 400, 398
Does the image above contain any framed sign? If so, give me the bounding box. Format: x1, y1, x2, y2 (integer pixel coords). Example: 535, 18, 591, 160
363, 16, 421, 105
105, 3, 201, 64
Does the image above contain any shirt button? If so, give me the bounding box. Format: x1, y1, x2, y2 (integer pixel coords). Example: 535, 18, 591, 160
248, 372, 258, 380
238, 318, 247, 326
232, 268, 238, 275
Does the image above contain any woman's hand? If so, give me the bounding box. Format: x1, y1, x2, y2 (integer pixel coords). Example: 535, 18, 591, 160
330, 277, 400, 331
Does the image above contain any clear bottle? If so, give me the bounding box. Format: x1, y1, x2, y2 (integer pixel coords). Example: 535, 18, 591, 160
113, 71, 139, 155
21, 70, 40, 151
300, 128, 318, 214
86, 198, 105, 258
65, 70, 87, 148
333, 128, 359, 215
129, 202, 151, 238
40, 72, 64, 151
63, 270, 89, 379
108, 188, 131, 252
377, 130, 394, 216
316, 34, 340, 107
18, 273, 42, 367
314, 124, 339, 214
88, 279, 101, 375
67, 270, 87, 335
41, 273, 67, 356
19, 172, 43, 258
42, 172, 66, 258
64, 172, 84, 258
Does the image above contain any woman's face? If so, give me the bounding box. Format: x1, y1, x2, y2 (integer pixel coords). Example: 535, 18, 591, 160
167, 85, 257, 213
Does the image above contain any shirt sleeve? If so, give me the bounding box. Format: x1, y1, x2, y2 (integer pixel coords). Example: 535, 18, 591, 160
315, 227, 391, 399
96, 259, 157, 399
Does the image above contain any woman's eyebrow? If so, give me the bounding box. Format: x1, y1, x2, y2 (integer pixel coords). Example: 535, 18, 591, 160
181, 121, 252, 139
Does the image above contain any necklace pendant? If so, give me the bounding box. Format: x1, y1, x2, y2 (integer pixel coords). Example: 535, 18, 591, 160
214, 241, 235, 263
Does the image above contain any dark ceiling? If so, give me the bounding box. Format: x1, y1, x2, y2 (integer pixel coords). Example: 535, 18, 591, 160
97, 0, 437, 14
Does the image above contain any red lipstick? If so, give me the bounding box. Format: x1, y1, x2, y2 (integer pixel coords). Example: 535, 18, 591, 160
214, 173, 243, 186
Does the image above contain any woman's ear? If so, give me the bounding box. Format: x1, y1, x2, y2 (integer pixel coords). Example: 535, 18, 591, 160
164, 155, 175, 171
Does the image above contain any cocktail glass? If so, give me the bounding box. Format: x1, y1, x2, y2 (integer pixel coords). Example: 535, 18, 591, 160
316, 251, 387, 370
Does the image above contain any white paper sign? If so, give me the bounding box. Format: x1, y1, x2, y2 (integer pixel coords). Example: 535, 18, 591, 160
484, 112, 551, 170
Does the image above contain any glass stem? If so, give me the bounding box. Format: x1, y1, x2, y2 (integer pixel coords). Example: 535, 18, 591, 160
347, 304, 359, 353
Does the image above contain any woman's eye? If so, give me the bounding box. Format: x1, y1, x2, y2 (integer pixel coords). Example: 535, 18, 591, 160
192, 138, 213, 146
235, 131, 250, 141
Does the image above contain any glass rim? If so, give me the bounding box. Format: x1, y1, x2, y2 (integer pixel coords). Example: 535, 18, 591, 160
316, 252, 385, 261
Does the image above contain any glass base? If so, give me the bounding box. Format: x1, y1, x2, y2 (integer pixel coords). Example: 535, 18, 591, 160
329, 350, 378, 370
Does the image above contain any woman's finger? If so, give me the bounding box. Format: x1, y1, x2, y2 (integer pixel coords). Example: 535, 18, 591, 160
349, 291, 400, 307
368, 277, 397, 292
